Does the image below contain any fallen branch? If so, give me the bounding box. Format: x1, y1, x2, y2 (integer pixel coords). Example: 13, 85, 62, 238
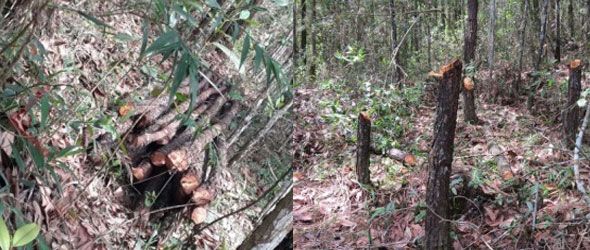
573, 100, 590, 205
370, 146, 416, 166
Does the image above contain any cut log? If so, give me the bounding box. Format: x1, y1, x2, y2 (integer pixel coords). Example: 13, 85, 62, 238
191, 186, 214, 206
356, 112, 371, 186
191, 206, 208, 224
150, 151, 167, 167
563, 59, 583, 149
131, 160, 153, 181
180, 173, 200, 195
425, 59, 462, 250
370, 147, 416, 166
165, 149, 189, 171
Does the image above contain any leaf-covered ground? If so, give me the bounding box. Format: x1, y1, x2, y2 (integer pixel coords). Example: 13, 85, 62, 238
0, 1, 291, 249
293, 68, 590, 249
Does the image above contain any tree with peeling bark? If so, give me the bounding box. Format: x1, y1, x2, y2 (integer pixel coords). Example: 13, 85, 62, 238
563, 59, 582, 149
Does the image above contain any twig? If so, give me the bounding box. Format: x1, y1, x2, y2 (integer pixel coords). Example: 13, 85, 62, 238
573, 102, 590, 205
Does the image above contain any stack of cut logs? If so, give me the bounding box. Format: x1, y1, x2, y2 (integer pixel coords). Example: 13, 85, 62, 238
117, 73, 239, 224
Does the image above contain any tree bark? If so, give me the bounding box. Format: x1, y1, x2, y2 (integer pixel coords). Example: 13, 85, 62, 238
554, 0, 561, 63
237, 190, 293, 250
425, 59, 462, 250
462, 0, 479, 124
356, 112, 371, 186
564, 59, 582, 149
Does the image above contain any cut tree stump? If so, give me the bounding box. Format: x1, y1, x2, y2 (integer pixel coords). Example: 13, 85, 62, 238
356, 112, 371, 186
564, 59, 583, 149
425, 59, 462, 250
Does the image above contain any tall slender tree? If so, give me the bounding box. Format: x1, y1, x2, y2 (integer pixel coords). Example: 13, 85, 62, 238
389, 0, 400, 83
554, 0, 561, 63
517, 0, 530, 95
488, 0, 497, 101
462, 0, 479, 124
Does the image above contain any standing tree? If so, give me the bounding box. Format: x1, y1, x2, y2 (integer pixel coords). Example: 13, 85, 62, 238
527, 0, 550, 111
517, 0, 530, 95
425, 60, 462, 249
488, 0, 497, 102
389, 0, 400, 83
554, 0, 561, 63
462, 0, 479, 124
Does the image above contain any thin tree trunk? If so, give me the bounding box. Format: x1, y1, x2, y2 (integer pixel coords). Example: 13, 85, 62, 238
356, 112, 371, 186
517, 0, 530, 95
462, 0, 479, 124
389, 0, 400, 83
300, 0, 307, 66
293, 0, 297, 66
425, 60, 462, 250
554, 0, 561, 63
488, 0, 497, 102
564, 59, 582, 149
527, 0, 550, 111
567, 0, 574, 39
310, 0, 317, 80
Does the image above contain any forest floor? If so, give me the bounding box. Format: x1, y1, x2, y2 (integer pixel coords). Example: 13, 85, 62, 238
293, 69, 590, 249
0, 1, 290, 249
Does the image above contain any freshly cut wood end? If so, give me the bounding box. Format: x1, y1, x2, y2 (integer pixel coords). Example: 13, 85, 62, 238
404, 154, 417, 166
150, 151, 167, 167
501, 170, 514, 181
166, 149, 189, 171
131, 162, 152, 180
191, 207, 207, 224
570, 59, 582, 70
463, 77, 474, 91
359, 112, 371, 122
181, 174, 200, 195
428, 71, 443, 79
118, 103, 134, 117
440, 59, 462, 76
192, 187, 213, 206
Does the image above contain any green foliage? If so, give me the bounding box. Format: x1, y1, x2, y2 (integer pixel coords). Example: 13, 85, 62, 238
0, 217, 40, 250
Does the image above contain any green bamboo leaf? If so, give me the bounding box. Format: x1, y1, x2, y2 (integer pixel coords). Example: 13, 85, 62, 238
170, 52, 190, 105
187, 59, 200, 115
39, 95, 49, 130
254, 45, 263, 72
212, 42, 241, 72
75, 10, 113, 29
270, 59, 282, 84
145, 30, 180, 57
138, 18, 149, 60
0, 218, 10, 250
205, 0, 221, 9
239, 35, 251, 69
114, 32, 134, 42
173, 5, 198, 27
25, 140, 45, 170
12, 223, 40, 247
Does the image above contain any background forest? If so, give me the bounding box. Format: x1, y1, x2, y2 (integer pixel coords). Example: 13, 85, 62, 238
294, 0, 590, 249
